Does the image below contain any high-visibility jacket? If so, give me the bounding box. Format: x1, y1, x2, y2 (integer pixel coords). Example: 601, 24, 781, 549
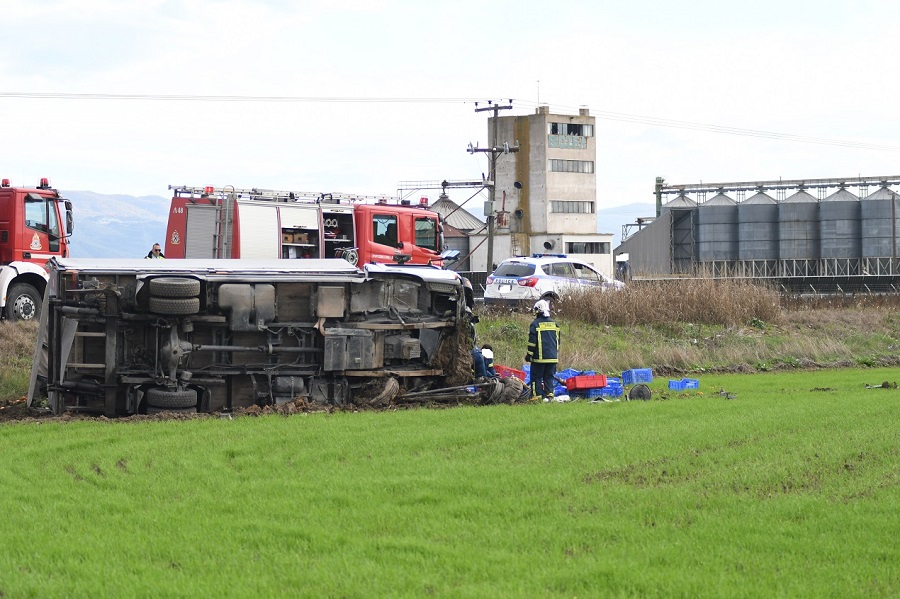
526, 315, 560, 363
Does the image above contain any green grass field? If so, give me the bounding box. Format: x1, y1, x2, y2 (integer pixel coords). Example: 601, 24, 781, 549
1, 369, 898, 598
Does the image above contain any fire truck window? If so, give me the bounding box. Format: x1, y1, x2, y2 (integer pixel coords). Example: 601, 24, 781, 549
25, 197, 49, 232
415, 217, 437, 251
373, 214, 398, 247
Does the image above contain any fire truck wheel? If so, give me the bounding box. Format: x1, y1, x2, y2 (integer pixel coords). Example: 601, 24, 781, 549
149, 277, 201, 298
5, 284, 42, 322
149, 296, 200, 315
146, 387, 198, 409
147, 405, 197, 415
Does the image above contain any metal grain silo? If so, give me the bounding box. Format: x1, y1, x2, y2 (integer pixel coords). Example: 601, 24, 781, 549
738, 192, 778, 260
819, 187, 861, 259
660, 192, 697, 214
662, 193, 698, 274
697, 193, 738, 262
778, 190, 819, 261
861, 185, 900, 260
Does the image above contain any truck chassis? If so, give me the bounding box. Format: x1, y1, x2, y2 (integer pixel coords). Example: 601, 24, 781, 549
28, 258, 513, 417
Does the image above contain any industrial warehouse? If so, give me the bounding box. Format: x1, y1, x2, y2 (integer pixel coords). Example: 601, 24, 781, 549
616, 174, 900, 293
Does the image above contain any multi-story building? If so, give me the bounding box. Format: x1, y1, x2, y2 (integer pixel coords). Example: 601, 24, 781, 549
468, 105, 615, 277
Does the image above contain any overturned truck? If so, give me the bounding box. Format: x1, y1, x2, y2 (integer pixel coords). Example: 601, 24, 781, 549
28, 258, 521, 417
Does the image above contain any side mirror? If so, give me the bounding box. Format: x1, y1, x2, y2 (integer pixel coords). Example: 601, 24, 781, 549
66, 211, 74, 235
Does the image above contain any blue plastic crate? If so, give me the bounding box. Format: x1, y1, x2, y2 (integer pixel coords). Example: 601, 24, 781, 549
622, 368, 653, 385
605, 377, 622, 387
599, 386, 624, 397
556, 368, 581, 381
668, 378, 700, 391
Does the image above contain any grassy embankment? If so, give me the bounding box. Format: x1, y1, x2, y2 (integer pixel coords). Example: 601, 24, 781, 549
478, 279, 900, 375
0, 369, 898, 597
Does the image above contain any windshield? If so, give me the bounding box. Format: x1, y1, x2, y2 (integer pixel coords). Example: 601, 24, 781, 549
493, 263, 535, 277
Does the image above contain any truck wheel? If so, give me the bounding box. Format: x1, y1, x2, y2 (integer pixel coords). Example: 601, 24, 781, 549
149, 277, 200, 298
147, 405, 197, 415
149, 296, 200, 315
146, 387, 198, 409
627, 384, 652, 401
5, 284, 42, 322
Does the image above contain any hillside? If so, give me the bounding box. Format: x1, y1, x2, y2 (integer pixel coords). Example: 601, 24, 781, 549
62, 190, 169, 259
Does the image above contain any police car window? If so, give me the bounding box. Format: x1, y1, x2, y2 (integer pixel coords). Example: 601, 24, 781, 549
493, 263, 535, 277
574, 263, 601, 283
550, 262, 576, 278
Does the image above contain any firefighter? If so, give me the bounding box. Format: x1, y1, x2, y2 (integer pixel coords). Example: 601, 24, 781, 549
524, 299, 560, 402
145, 243, 165, 259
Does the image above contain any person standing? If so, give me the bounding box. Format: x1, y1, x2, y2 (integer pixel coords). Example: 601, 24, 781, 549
146, 243, 165, 259
524, 299, 560, 402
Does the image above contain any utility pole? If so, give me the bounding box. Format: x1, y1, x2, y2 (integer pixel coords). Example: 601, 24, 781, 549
470, 100, 516, 273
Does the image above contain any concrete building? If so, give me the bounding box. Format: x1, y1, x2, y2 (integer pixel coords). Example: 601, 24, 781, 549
468, 105, 615, 277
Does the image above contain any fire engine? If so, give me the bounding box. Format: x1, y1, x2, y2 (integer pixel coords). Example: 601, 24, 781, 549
165, 186, 446, 267
0, 177, 73, 321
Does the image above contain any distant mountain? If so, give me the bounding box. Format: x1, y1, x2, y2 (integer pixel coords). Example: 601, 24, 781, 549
63, 191, 170, 258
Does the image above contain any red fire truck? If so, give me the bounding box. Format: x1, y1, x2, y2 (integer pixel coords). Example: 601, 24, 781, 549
0, 177, 73, 321
165, 186, 445, 267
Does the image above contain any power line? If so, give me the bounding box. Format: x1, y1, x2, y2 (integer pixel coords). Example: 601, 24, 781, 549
516, 99, 900, 152
4, 91, 898, 152
0, 91, 477, 103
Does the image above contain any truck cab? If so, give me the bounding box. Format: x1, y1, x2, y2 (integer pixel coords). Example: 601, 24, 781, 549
0, 178, 73, 321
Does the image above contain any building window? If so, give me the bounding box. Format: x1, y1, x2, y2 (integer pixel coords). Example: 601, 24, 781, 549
566, 242, 610, 255
549, 159, 594, 173
548, 123, 594, 136
551, 201, 595, 214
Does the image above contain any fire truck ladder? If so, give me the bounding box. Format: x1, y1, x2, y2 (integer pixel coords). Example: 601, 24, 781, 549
169, 185, 400, 204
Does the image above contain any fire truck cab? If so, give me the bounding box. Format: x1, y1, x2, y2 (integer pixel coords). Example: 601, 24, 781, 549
0, 177, 73, 321
165, 186, 445, 267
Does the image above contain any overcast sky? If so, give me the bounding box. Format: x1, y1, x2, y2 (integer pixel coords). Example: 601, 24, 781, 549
3, 0, 900, 214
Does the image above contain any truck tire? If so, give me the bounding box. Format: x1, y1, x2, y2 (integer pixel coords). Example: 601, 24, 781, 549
147, 405, 197, 415
5, 283, 42, 322
149, 277, 201, 298
149, 296, 200, 315
146, 387, 198, 409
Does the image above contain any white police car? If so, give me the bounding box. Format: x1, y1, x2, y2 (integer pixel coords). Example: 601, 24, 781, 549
483, 254, 624, 306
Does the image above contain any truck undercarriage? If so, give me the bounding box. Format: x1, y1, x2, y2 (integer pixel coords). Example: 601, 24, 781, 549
28, 259, 521, 417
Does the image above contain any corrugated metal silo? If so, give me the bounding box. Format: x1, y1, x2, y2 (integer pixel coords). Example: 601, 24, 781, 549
660, 192, 697, 213
861, 186, 900, 259
819, 187, 861, 260
662, 193, 698, 274
778, 190, 819, 260
697, 193, 738, 261
738, 192, 778, 260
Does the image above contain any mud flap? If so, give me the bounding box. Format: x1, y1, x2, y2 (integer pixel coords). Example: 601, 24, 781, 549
309, 377, 349, 406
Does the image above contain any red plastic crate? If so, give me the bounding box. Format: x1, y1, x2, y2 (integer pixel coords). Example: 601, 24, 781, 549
495, 364, 527, 382
565, 374, 608, 391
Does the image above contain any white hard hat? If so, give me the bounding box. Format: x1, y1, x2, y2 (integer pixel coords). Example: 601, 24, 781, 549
533, 299, 550, 316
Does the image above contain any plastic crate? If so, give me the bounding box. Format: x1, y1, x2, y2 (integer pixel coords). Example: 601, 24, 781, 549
681, 378, 699, 389
495, 364, 527, 382
565, 374, 608, 391
556, 368, 581, 381
668, 378, 700, 391
622, 368, 653, 385
593, 386, 623, 398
